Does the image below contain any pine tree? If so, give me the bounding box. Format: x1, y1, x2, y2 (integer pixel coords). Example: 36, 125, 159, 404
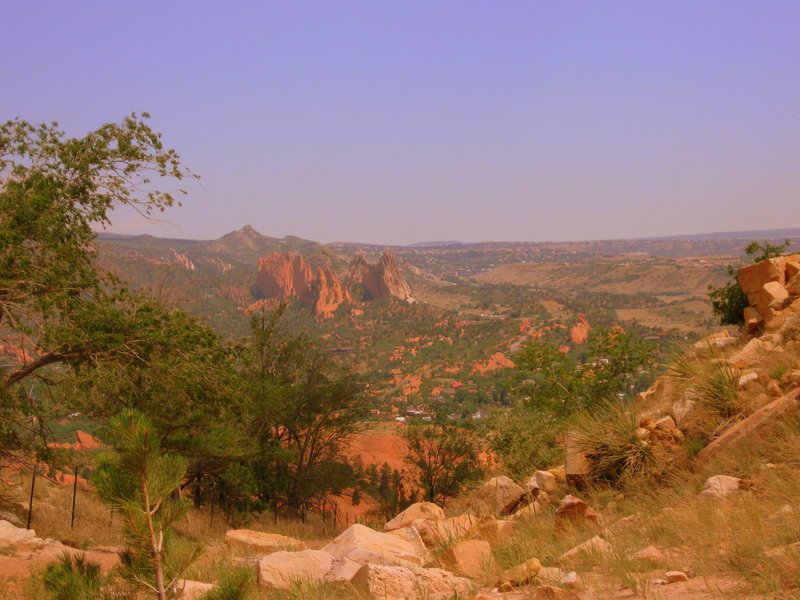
93, 410, 197, 600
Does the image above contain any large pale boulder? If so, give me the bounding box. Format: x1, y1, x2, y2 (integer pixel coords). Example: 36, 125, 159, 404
467, 476, 526, 516
351, 564, 472, 600
224, 529, 305, 553
440, 539, 496, 579
412, 514, 477, 546
387, 525, 432, 565
322, 523, 421, 567
0, 520, 43, 548
697, 388, 800, 464
699, 475, 743, 500
525, 470, 557, 493
497, 557, 542, 585
256, 549, 333, 589
384, 502, 444, 532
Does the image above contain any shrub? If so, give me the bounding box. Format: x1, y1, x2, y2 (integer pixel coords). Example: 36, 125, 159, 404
43, 552, 103, 600
669, 347, 741, 420
573, 397, 655, 486
200, 568, 253, 600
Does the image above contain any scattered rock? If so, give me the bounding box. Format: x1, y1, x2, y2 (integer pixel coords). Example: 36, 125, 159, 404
526, 470, 557, 493
534, 586, 582, 599
549, 468, 566, 483
564, 434, 592, 486
664, 570, 689, 583
766, 380, 783, 398
351, 564, 472, 600
654, 416, 676, 431
728, 338, 776, 369
467, 476, 527, 516
768, 504, 794, 521
177, 580, 214, 599
498, 557, 542, 585
765, 541, 800, 559
256, 549, 333, 590
555, 495, 601, 529
738, 372, 759, 388
224, 529, 305, 553
441, 539, 496, 579
385, 502, 444, 532
672, 398, 696, 427
560, 536, 612, 562
387, 525, 432, 565
630, 545, 664, 563
465, 515, 517, 544
699, 475, 743, 500
322, 523, 422, 567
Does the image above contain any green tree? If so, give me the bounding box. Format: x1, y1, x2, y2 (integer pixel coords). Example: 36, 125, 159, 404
242, 308, 369, 517
402, 420, 482, 505
93, 410, 196, 600
0, 114, 194, 461
708, 239, 792, 325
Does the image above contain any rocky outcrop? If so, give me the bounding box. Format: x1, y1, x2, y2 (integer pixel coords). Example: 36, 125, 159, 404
322, 523, 423, 568
351, 564, 472, 600
349, 254, 415, 303
570, 314, 591, 344
254, 252, 351, 319
737, 254, 800, 325
466, 476, 526, 516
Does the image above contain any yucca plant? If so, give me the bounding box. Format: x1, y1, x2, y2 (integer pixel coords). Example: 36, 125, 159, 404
199, 567, 253, 600
43, 551, 104, 600
668, 345, 741, 420
93, 410, 198, 600
573, 397, 655, 486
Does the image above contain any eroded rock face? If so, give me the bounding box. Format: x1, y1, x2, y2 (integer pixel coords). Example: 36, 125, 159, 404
349, 253, 415, 303
254, 252, 351, 319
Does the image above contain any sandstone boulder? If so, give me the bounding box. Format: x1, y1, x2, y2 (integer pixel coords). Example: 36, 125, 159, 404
387, 525, 432, 565
738, 258, 785, 296
560, 536, 612, 562
755, 281, 790, 313
0, 520, 42, 548
384, 502, 444, 532
787, 273, 800, 295
465, 515, 517, 544
440, 539, 496, 579
351, 564, 471, 600
466, 476, 526, 516
555, 495, 601, 529
224, 529, 305, 553
412, 514, 477, 546
177, 580, 214, 599
256, 549, 333, 589
498, 557, 542, 585
322, 523, 421, 567
630, 545, 664, 563
699, 475, 743, 500
693, 330, 737, 349
525, 470, 557, 493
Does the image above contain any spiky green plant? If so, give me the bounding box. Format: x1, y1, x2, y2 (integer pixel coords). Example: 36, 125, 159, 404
199, 568, 253, 600
669, 345, 741, 419
573, 397, 655, 486
93, 410, 198, 600
42, 552, 103, 600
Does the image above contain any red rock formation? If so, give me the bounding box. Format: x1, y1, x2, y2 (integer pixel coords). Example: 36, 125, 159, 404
254, 252, 350, 319
470, 352, 515, 375
349, 253, 415, 303
169, 248, 195, 270
570, 314, 591, 344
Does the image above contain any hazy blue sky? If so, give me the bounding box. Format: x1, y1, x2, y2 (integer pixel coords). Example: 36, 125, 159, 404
2, 1, 799, 245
